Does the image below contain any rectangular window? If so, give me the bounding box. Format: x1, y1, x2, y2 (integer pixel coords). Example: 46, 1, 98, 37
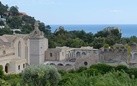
18, 65, 20, 70
50, 53, 52, 57
23, 64, 25, 68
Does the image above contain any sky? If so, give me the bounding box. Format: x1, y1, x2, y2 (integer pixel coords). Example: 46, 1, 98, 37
1, 0, 137, 25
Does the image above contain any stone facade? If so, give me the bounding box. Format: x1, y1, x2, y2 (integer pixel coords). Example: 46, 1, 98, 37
0, 21, 48, 74
99, 48, 128, 63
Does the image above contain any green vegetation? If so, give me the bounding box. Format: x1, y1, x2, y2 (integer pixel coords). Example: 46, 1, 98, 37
0, 65, 4, 79
0, 65, 61, 86
22, 65, 61, 86
0, 1, 51, 36
58, 64, 137, 86
1, 64, 137, 86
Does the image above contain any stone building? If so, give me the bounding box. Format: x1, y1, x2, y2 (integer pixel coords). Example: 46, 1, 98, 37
0, 21, 48, 74
0, 21, 100, 73
44, 46, 99, 70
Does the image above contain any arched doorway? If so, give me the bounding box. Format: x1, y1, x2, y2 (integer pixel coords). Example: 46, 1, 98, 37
5, 63, 9, 73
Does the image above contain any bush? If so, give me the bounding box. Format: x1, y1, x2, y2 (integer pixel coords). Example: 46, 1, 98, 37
0, 65, 4, 79
58, 70, 67, 76
76, 66, 87, 73
127, 68, 137, 78
89, 64, 114, 74
104, 44, 109, 48
3, 74, 22, 86
22, 64, 61, 86
0, 79, 11, 86
115, 65, 128, 72
82, 68, 99, 76
62, 71, 137, 86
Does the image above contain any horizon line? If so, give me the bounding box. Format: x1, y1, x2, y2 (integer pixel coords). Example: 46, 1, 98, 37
48, 23, 137, 25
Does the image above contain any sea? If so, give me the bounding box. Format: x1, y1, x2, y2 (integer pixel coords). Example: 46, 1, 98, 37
50, 24, 137, 37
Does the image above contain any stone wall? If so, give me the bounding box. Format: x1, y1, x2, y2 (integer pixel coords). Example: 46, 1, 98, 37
75, 53, 99, 69
99, 48, 128, 63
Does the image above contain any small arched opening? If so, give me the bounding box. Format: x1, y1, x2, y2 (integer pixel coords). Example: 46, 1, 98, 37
58, 63, 64, 66
65, 64, 72, 66
76, 52, 80, 57
50, 63, 56, 66
5, 63, 9, 73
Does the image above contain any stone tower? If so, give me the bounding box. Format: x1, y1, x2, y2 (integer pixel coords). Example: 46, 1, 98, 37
28, 21, 48, 65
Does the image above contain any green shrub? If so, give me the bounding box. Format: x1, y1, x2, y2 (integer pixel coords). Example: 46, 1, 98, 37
104, 44, 109, 48
115, 65, 128, 72
89, 64, 114, 74
62, 71, 137, 86
0, 65, 4, 79
22, 64, 61, 86
58, 70, 67, 76
0, 79, 11, 86
76, 66, 87, 73
68, 69, 76, 73
127, 68, 137, 78
3, 74, 23, 86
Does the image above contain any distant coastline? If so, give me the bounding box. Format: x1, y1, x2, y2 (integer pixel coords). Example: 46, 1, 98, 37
50, 24, 137, 37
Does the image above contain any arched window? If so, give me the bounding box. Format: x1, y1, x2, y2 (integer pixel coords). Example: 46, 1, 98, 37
76, 52, 80, 57
5, 63, 9, 73
18, 41, 21, 57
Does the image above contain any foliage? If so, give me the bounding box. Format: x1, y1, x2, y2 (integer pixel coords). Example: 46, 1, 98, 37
93, 37, 105, 49
89, 63, 114, 74
7, 16, 22, 29
115, 65, 128, 71
58, 70, 67, 76
76, 66, 87, 73
22, 64, 61, 86
9, 6, 19, 16
0, 1, 8, 15
0, 20, 4, 25
0, 65, 4, 79
127, 68, 137, 78
104, 44, 109, 48
0, 79, 11, 86
3, 74, 22, 86
0, 28, 13, 36
59, 71, 137, 86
